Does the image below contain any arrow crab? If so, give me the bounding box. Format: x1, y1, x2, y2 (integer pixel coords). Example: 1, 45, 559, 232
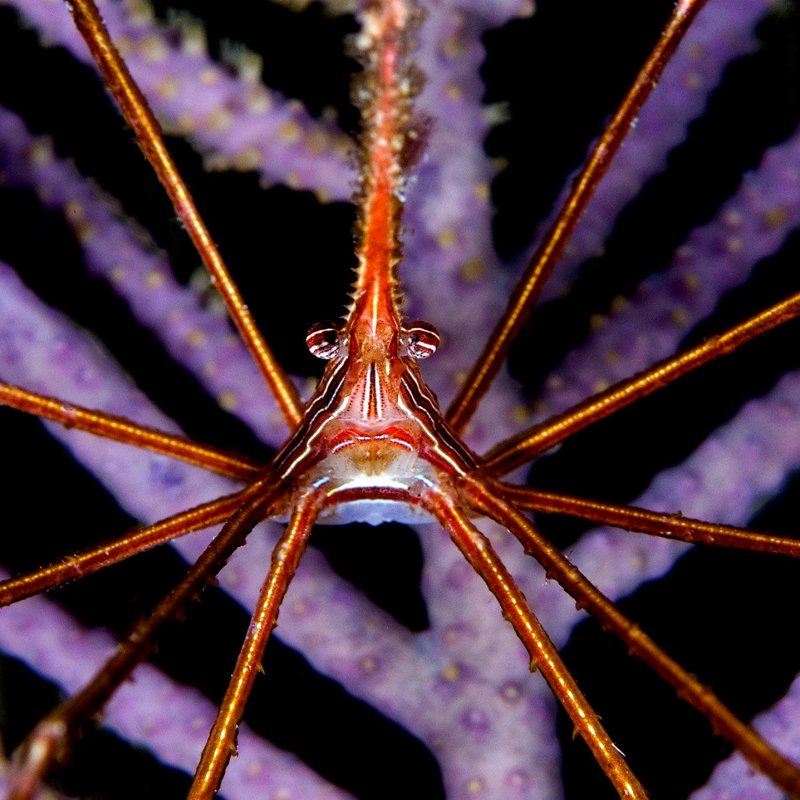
1, 0, 800, 797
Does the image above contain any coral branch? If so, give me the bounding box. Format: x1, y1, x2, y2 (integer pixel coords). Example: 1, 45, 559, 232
529, 122, 800, 424
0, 569, 351, 799
7, 0, 354, 199
538, 0, 779, 299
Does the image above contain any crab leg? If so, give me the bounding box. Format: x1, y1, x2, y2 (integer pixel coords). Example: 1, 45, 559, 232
8, 477, 280, 800
422, 485, 648, 799
446, 0, 709, 431
67, 0, 303, 428
0, 381, 260, 480
497, 483, 800, 557
188, 486, 327, 799
484, 289, 800, 474
471, 478, 800, 798
0, 486, 266, 608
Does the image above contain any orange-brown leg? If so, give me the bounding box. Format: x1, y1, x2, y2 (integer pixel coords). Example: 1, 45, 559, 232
0, 486, 264, 607
497, 483, 800, 557
484, 289, 800, 474
188, 486, 326, 800
8, 477, 279, 800
446, 0, 709, 431
67, 0, 303, 428
469, 477, 800, 798
422, 486, 648, 799
0, 381, 260, 480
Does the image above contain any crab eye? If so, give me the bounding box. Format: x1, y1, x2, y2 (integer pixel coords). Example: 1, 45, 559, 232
306, 321, 340, 359
403, 321, 440, 359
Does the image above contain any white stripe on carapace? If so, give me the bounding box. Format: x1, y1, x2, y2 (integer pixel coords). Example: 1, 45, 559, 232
360, 361, 387, 420
274, 344, 474, 486
398, 372, 471, 476
273, 356, 350, 477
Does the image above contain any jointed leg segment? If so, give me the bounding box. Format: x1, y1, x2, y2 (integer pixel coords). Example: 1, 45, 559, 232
469, 477, 800, 798
423, 485, 648, 800
9, 478, 280, 800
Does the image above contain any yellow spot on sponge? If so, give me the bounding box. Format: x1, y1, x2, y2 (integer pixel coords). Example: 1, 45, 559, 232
764, 206, 789, 229
279, 120, 302, 145
187, 329, 207, 348
218, 390, 238, 411
437, 227, 457, 249
460, 259, 485, 283
143, 271, 166, 290
443, 663, 461, 681
138, 33, 168, 63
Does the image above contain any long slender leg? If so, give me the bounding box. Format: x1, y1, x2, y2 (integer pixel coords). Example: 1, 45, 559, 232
66, 0, 303, 429
445, 0, 709, 431
188, 486, 326, 800
0, 486, 263, 607
498, 484, 800, 557
8, 478, 280, 800
0, 382, 260, 480
422, 487, 647, 799
483, 289, 800, 474
468, 477, 800, 797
